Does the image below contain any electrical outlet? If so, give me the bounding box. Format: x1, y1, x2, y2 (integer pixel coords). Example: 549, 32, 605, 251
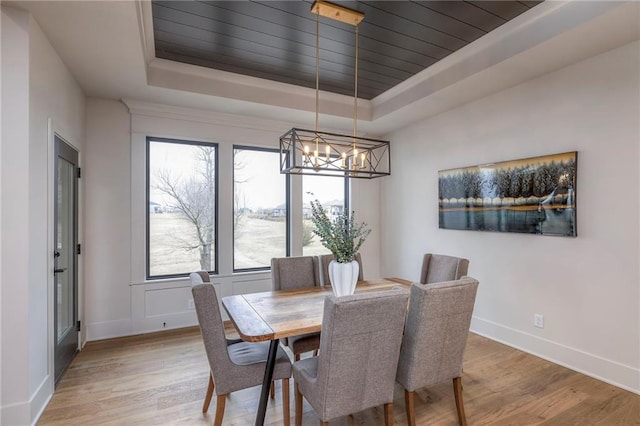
534, 313, 544, 328
188, 299, 194, 310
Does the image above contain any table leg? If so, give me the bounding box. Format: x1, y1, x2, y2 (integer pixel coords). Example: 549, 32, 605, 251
256, 339, 279, 426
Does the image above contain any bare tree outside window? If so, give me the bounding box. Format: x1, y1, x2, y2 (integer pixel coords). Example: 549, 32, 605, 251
146, 140, 344, 277
233, 147, 287, 270
148, 139, 217, 277
234, 150, 248, 229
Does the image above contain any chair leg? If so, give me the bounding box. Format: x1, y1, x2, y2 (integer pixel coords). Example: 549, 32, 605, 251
384, 402, 394, 426
202, 374, 214, 413
404, 390, 416, 426
295, 382, 303, 426
453, 377, 467, 426
294, 353, 301, 362
270, 381, 275, 399
282, 378, 290, 426
321, 422, 329, 426
313, 349, 318, 356
213, 394, 226, 426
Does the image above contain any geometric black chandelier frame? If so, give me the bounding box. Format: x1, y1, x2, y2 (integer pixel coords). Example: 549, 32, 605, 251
280, 128, 390, 178
279, 0, 391, 179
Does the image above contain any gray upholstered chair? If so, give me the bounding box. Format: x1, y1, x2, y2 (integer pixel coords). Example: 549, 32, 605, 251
420, 253, 469, 284
396, 277, 479, 426
318, 252, 364, 285
189, 271, 241, 345
191, 281, 292, 426
293, 290, 409, 426
271, 256, 322, 361
189, 270, 210, 285
271, 255, 321, 291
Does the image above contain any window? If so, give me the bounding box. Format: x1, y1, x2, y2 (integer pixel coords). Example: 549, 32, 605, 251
147, 138, 218, 278
233, 146, 288, 271
302, 176, 348, 256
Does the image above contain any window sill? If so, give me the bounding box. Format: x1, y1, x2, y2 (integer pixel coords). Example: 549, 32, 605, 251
130, 269, 271, 286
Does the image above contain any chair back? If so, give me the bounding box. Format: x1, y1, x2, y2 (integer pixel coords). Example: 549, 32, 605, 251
189, 271, 210, 284
319, 253, 363, 285
271, 256, 320, 290
396, 277, 479, 391
191, 283, 233, 386
420, 253, 469, 284
313, 290, 408, 420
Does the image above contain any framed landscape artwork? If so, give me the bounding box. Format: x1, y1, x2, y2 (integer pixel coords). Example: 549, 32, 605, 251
438, 152, 577, 237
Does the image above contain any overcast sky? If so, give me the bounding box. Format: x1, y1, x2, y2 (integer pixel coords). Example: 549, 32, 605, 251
149, 141, 344, 209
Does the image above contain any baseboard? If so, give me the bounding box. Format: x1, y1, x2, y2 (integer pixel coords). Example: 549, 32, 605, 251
86, 314, 199, 342
30, 375, 52, 426
470, 316, 640, 394
86, 318, 132, 341
0, 375, 53, 426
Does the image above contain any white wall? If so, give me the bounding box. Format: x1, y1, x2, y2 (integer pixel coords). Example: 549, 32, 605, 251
83, 100, 383, 340
29, 15, 85, 420
0, 6, 3, 421
84, 99, 132, 340
1, 6, 85, 424
1, 7, 31, 424
381, 41, 640, 393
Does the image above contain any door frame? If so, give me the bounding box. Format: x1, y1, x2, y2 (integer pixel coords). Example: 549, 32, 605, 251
47, 119, 83, 390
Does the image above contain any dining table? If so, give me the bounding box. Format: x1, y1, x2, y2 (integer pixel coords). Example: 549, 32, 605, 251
221, 277, 411, 426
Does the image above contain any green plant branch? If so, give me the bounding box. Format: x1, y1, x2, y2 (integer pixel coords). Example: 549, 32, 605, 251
309, 199, 371, 263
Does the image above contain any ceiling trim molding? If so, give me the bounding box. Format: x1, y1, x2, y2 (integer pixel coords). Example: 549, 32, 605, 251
128, 0, 637, 135
122, 98, 306, 134
372, 1, 565, 106
137, 0, 632, 130
139, 1, 372, 123
371, 0, 626, 121
146, 57, 372, 122
136, 0, 155, 66
121, 98, 374, 138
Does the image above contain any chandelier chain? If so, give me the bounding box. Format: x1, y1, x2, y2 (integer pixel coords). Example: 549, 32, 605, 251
279, 1, 390, 179
353, 25, 358, 144
315, 12, 319, 136
315, 12, 320, 159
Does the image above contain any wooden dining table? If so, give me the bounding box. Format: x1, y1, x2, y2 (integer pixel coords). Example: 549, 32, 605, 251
221, 278, 411, 426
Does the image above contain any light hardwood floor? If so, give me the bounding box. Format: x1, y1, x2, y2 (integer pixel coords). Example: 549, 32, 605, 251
38, 327, 639, 425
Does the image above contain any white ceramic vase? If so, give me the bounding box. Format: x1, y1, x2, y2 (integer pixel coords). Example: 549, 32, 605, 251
328, 260, 359, 297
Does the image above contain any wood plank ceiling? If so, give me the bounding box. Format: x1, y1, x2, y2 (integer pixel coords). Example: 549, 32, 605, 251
152, 1, 543, 100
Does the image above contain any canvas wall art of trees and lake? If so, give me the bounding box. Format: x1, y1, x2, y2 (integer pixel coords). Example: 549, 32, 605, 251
438, 152, 577, 237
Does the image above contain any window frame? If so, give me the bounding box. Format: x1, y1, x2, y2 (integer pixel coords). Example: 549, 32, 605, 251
344, 177, 350, 213
232, 144, 291, 273
146, 136, 219, 280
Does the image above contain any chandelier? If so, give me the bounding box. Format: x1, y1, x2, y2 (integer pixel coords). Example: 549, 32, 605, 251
280, 0, 391, 179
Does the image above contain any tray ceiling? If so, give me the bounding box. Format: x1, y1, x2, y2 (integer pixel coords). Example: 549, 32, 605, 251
152, 1, 542, 100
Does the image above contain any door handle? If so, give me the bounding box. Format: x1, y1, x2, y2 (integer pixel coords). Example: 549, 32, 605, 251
54, 267, 67, 274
